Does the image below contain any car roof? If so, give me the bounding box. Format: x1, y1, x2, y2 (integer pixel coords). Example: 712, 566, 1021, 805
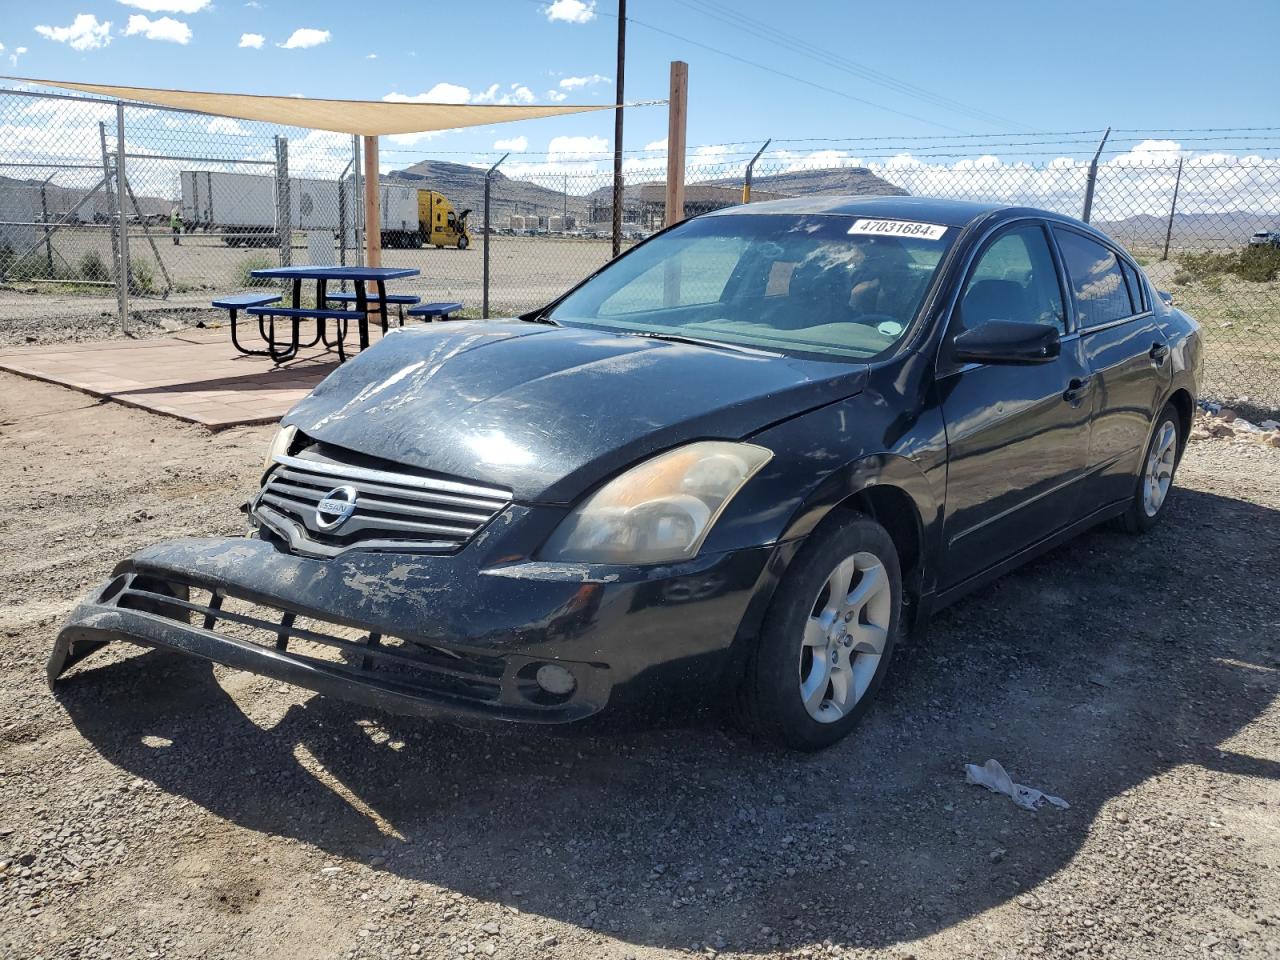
706, 195, 1008, 227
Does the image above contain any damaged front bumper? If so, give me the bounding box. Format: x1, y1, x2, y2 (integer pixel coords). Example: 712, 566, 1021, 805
50, 536, 779, 725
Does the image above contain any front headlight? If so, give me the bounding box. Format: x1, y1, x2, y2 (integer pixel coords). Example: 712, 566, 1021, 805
261, 423, 298, 474
540, 441, 773, 565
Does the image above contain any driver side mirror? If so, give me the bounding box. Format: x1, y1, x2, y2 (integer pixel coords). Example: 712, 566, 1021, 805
952, 319, 1061, 365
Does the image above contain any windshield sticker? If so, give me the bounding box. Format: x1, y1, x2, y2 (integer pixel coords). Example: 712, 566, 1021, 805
848, 219, 948, 241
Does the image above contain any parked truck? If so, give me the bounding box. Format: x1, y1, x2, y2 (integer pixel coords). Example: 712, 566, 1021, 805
181, 171, 470, 250
378, 183, 470, 249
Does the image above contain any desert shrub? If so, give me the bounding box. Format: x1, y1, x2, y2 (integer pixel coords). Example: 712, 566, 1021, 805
1174, 246, 1280, 285
131, 258, 157, 295
1235, 244, 1280, 283
77, 250, 110, 282
234, 255, 276, 288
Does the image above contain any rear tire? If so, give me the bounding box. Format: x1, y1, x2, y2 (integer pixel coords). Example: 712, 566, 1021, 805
739, 513, 901, 751
1119, 402, 1182, 533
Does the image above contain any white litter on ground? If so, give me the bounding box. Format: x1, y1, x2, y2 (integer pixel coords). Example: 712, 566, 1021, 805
964, 758, 1070, 811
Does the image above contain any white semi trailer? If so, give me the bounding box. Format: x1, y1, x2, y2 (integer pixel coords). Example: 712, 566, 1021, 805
181, 171, 358, 246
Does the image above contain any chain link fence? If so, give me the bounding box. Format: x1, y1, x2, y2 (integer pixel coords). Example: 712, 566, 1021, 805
1, 85, 1277, 408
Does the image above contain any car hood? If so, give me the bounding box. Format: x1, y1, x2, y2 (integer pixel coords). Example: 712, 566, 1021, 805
284, 321, 868, 502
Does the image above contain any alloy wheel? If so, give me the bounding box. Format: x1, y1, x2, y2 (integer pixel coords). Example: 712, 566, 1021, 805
1142, 420, 1177, 517
798, 551, 892, 723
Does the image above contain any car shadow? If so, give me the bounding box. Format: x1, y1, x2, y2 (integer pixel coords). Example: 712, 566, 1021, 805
55, 486, 1280, 953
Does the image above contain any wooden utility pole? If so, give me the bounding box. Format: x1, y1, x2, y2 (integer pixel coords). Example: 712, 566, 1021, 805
664, 61, 688, 228
610, 0, 626, 257
363, 135, 381, 267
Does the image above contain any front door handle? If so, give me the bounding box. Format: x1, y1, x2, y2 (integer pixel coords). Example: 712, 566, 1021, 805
1149, 342, 1170, 365
1063, 375, 1092, 406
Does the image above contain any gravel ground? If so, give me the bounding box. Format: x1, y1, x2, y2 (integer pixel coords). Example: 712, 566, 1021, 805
1, 371, 1277, 960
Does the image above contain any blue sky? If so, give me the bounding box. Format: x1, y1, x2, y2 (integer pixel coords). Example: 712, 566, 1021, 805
4, 0, 1279, 175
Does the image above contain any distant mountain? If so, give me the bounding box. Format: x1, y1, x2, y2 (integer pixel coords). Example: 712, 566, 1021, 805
706, 166, 908, 198
1094, 210, 1280, 249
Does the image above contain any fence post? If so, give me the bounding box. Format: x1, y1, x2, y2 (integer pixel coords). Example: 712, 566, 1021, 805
274, 135, 291, 270
98, 121, 122, 310
115, 102, 131, 329
1162, 157, 1184, 262
483, 152, 509, 319
742, 138, 771, 204
39, 174, 54, 277
351, 135, 364, 266
1080, 127, 1110, 224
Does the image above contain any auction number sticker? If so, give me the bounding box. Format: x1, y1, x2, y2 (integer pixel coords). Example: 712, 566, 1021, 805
848, 218, 948, 241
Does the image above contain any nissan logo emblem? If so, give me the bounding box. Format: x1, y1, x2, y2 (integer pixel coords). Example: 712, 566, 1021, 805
315, 485, 358, 530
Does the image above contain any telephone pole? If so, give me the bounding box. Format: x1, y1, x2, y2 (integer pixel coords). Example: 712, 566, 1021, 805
611, 0, 626, 257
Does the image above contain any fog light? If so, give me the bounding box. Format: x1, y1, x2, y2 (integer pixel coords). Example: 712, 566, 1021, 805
535, 663, 576, 696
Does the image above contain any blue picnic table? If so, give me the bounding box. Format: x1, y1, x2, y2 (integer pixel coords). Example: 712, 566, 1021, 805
210, 265, 417, 363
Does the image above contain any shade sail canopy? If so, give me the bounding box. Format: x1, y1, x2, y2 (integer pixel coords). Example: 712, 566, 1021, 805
9, 77, 620, 136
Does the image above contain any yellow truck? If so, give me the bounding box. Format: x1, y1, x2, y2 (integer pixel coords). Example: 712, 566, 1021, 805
417, 190, 471, 250
379, 185, 473, 249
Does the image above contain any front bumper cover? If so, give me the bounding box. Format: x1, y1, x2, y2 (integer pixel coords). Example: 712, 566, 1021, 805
49, 536, 781, 725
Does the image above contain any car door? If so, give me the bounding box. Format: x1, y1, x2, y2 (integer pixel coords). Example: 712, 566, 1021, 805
1052, 227, 1172, 506
936, 220, 1094, 589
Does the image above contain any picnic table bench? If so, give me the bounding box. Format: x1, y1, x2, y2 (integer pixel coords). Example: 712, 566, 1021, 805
215, 265, 420, 364
408, 301, 465, 322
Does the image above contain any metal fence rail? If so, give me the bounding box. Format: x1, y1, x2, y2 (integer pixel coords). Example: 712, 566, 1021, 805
1, 86, 1277, 407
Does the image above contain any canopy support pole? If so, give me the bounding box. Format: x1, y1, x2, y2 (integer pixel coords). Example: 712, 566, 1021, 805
664, 61, 688, 229
363, 135, 380, 268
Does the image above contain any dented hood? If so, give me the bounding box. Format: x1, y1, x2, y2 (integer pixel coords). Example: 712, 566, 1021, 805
283, 321, 867, 502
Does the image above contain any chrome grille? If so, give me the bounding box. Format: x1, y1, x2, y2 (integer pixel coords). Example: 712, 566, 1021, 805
253, 445, 512, 558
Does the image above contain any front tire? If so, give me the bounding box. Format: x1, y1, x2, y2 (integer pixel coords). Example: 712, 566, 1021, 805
1119, 402, 1182, 533
739, 513, 901, 751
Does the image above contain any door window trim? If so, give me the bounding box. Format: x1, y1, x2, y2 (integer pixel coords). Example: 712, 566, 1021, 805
1050, 224, 1154, 333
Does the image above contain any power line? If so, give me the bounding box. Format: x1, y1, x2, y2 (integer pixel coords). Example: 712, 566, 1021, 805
667, 0, 1030, 131
624, 15, 972, 133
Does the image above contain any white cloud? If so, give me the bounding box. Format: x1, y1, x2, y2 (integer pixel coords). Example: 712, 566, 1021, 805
279, 27, 330, 49
494, 136, 528, 152
366, 52, 377, 59
384, 83, 471, 105
547, 135, 608, 159
124, 14, 192, 43
207, 116, 249, 136
387, 81, 536, 107
239, 32, 264, 48
8, 45, 27, 68
34, 14, 113, 51
118, 0, 210, 11
559, 73, 610, 90
544, 0, 596, 23
643, 137, 667, 152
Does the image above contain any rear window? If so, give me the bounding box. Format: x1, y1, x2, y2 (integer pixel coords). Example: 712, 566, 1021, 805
1053, 228, 1135, 328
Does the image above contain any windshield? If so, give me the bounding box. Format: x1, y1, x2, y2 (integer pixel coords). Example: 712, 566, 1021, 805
547, 213, 955, 360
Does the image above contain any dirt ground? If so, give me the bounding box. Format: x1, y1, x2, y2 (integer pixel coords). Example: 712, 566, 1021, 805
1, 371, 1278, 960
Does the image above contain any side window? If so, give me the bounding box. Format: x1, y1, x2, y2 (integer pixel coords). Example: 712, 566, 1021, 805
1054, 229, 1136, 328
1119, 258, 1147, 312
957, 224, 1066, 335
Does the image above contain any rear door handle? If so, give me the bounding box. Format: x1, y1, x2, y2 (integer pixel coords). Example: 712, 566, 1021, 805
1063, 376, 1092, 405
1149, 342, 1170, 365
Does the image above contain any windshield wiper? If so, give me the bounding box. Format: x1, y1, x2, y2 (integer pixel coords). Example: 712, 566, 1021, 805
621, 330, 780, 357
520, 314, 560, 326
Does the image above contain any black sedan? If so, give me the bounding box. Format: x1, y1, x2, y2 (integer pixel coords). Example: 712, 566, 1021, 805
50, 197, 1202, 750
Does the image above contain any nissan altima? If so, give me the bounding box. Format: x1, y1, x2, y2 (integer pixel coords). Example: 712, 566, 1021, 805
50, 196, 1201, 750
